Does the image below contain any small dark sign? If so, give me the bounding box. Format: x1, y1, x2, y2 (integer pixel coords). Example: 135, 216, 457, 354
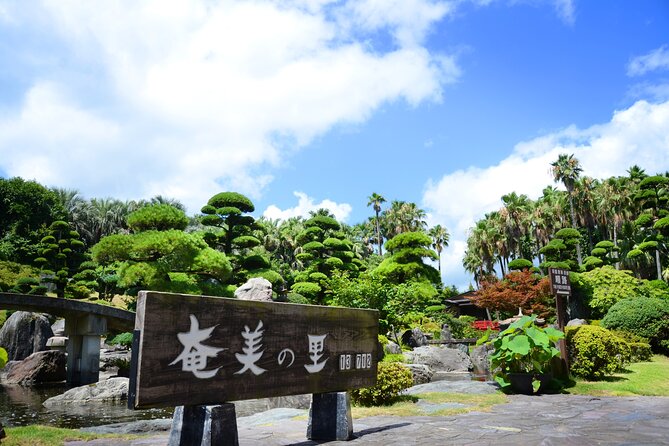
130, 291, 379, 409
549, 267, 571, 296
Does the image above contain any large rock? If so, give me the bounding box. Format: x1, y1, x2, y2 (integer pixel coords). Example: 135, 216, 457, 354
0, 311, 54, 360
234, 277, 273, 302
404, 345, 472, 372
43, 377, 129, 406
566, 318, 587, 327
384, 341, 402, 355
401, 327, 429, 348
405, 363, 433, 385
5, 350, 66, 385
470, 343, 494, 376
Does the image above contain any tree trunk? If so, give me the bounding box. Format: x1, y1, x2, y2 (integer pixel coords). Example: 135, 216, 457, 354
375, 210, 383, 256
656, 248, 662, 281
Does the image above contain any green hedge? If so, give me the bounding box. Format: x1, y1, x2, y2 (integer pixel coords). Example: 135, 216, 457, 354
602, 297, 669, 354
566, 325, 630, 380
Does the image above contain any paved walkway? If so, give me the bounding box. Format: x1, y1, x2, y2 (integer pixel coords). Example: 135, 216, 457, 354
66, 394, 669, 446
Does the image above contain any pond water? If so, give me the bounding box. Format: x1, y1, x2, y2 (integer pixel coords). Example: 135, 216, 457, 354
0, 383, 172, 429
0, 383, 310, 429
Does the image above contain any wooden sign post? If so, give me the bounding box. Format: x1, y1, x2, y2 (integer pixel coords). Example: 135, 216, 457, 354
548, 267, 571, 378
129, 291, 379, 444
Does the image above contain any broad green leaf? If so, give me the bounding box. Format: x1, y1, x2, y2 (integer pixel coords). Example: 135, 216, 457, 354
526, 326, 549, 347
532, 378, 541, 393
543, 326, 564, 341
507, 335, 531, 356
494, 375, 510, 388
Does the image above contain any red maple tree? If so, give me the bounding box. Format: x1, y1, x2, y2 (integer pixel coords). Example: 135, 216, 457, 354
471, 269, 555, 320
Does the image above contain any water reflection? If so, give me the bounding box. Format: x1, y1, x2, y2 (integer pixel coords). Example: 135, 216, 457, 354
0, 384, 172, 429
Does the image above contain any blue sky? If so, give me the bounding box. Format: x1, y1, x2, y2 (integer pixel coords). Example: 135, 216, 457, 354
1, 0, 668, 289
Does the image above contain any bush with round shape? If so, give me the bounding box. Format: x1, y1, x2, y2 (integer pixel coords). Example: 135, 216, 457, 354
508, 258, 533, 271
602, 297, 669, 354
350, 362, 413, 406
566, 325, 630, 380
290, 281, 321, 302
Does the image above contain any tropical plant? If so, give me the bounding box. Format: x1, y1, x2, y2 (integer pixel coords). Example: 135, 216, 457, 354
428, 224, 450, 273
478, 315, 564, 393
367, 193, 386, 256
551, 153, 584, 265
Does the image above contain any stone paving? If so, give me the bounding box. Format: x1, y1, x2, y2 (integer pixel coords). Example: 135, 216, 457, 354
66, 393, 669, 446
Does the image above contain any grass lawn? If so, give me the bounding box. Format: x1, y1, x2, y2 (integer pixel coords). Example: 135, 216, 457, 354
566, 355, 669, 397
2, 426, 140, 446
352, 392, 508, 418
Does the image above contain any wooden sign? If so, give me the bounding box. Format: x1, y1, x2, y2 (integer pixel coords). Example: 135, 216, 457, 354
129, 291, 379, 409
548, 267, 571, 296
547, 267, 570, 377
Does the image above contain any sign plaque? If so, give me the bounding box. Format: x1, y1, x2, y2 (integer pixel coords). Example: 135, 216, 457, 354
129, 291, 379, 409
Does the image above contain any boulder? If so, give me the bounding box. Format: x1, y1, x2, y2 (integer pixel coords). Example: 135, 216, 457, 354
405, 363, 433, 385
401, 327, 428, 348
43, 377, 129, 406
234, 277, 273, 302
384, 341, 402, 355
470, 343, 494, 376
404, 345, 472, 373
0, 311, 54, 360
447, 343, 469, 355
567, 318, 587, 327
440, 324, 453, 342
5, 350, 66, 385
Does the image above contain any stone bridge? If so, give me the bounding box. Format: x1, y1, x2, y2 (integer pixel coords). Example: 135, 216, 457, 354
0, 292, 135, 385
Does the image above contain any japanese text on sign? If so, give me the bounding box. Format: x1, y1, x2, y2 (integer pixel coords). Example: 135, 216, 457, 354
170, 315, 371, 380
549, 268, 571, 295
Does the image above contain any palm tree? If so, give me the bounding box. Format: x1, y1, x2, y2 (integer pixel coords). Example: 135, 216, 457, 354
367, 193, 386, 256
551, 153, 584, 265
428, 224, 450, 273
500, 192, 532, 260
150, 195, 186, 212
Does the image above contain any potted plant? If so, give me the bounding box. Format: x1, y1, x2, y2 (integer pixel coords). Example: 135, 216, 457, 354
478, 315, 564, 394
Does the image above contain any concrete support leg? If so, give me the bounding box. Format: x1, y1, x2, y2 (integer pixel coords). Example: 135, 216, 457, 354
169, 404, 238, 446
65, 314, 106, 386
307, 391, 353, 441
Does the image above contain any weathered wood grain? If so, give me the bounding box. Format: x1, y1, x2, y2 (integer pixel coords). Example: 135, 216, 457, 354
131, 291, 379, 409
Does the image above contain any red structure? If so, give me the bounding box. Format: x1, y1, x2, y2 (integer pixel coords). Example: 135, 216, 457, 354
471, 320, 499, 331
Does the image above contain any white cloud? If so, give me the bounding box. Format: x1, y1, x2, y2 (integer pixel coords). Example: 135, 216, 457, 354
423, 99, 669, 289
552, 0, 575, 25
341, 0, 455, 47
627, 45, 669, 77
263, 191, 353, 222
0, 0, 457, 213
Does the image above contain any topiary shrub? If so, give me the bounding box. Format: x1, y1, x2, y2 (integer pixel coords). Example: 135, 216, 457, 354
601, 297, 669, 354
286, 292, 310, 305
290, 282, 321, 302
566, 325, 630, 380
350, 362, 413, 406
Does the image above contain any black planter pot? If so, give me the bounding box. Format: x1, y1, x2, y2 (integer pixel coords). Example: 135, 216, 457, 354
507, 373, 552, 395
